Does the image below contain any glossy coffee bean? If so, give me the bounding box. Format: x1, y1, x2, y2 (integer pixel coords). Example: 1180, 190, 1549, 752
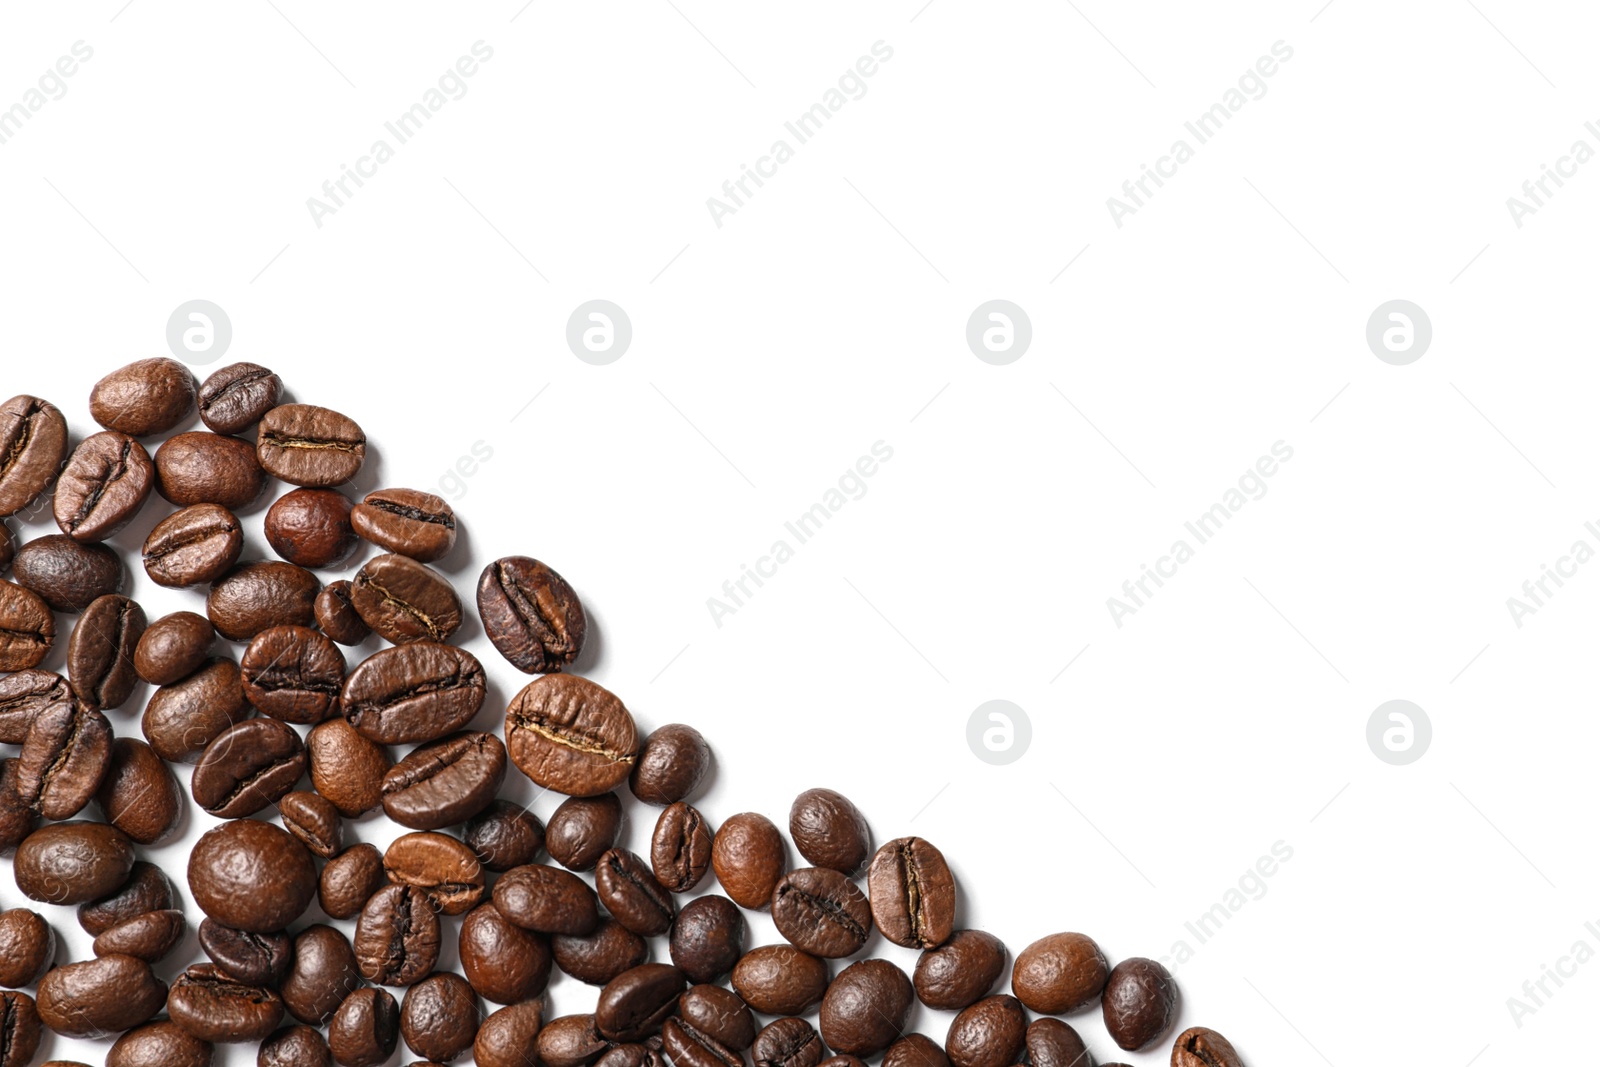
91, 908, 185, 963
494, 863, 601, 936
459, 901, 552, 1004
167, 963, 285, 1042
355, 885, 441, 986
142, 657, 251, 763
596, 963, 685, 1042
630, 724, 710, 805
0, 909, 54, 987
772, 867, 873, 958
0, 669, 70, 743
384, 831, 485, 915
670, 894, 744, 984
732, 946, 830, 1016
352, 488, 457, 562
14, 821, 134, 905
506, 673, 639, 797
546, 793, 623, 871
868, 837, 956, 950
66, 593, 146, 711
307, 718, 390, 816
241, 625, 345, 724
134, 610, 214, 685
265, 488, 357, 568
1172, 1026, 1243, 1067
314, 580, 369, 645
0, 581, 53, 671
790, 788, 871, 875
465, 799, 545, 872
191, 717, 307, 818
0, 395, 68, 518
475, 1001, 545, 1067
54, 431, 154, 541
207, 561, 319, 641
341, 642, 486, 744
597, 848, 675, 936
753, 1018, 825, 1067
820, 959, 913, 1057
77, 861, 174, 936
199, 919, 293, 985
0, 759, 38, 853
477, 556, 585, 672
350, 554, 461, 644
107, 1018, 214, 1067
36, 954, 166, 1036
189, 819, 317, 934
320, 843, 388, 919
537, 1014, 609, 1067
1024, 1019, 1090, 1067
400, 972, 479, 1062
662, 1016, 740, 1067
143, 504, 242, 588
257, 404, 366, 488
678, 984, 755, 1051
17, 700, 112, 819
280, 790, 343, 858
652, 802, 712, 893
914, 929, 1006, 1011
155, 431, 267, 509
883, 1034, 950, 1067
1102, 958, 1177, 1052
711, 812, 786, 910
552, 918, 649, 986
328, 987, 399, 1067
12, 536, 122, 613
89, 358, 196, 436
1011, 931, 1108, 1015
282, 925, 361, 1026
259, 1025, 333, 1067
197, 362, 281, 435
382, 731, 506, 830
945, 995, 1027, 1067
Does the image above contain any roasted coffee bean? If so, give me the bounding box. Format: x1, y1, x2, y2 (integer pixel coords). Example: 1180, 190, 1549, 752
711, 812, 786, 910
280, 790, 343, 858
868, 837, 956, 950
538, 1014, 609, 1067
17, 701, 113, 819
191, 717, 307, 818
341, 641, 486, 744
106, 1018, 214, 1067
400, 971, 479, 1062
596, 963, 685, 1042
197, 362, 281, 435
89, 358, 196, 436
597, 848, 675, 936
547, 793, 623, 871
507, 674, 639, 797
155, 431, 267, 509
207, 561, 319, 641
189, 819, 317, 933
1102, 958, 1177, 1052
142, 504, 242, 588
352, 488, 457, 562
475, 1001, 546, 1067
494, 863, 600, 936
354, 884, 441, 986
945, 995, 1026, 1067
142, 657, 251, 763
630, 724, 710, 806
307, 718, 390, 816
476, 556, 585, 672
1011, 931, 1108, 1015
0, 994, 40, 1067
0, 669, 71, 742
257, 404, 366, 487
384, 831, 485, 915
732, 946, 830, 1016
1172, 1027, 1243, 1067
14, 821, 134, 905
54, 431, 154, 541
883, 1034, 949, 1067
552, 918, 649, 986
662, 1016, 741, 1067
0, 581, 53, 671
282, 925, 361, 1026
315, 580, 370, 645
66, 593, 146, 710
265, 488, 357, 568
36, 954, 166, 1036
382, 731, 506, 831
0, 909, 54, 987
134, 610, 214, 685
465, 799, 545, 872
753, 1018, 825, 1067
241, 625, 345, 724
459, 901, 552, 1004
168, 963, 285, 1042
259, 1025, 333, 1067
78, 861, 175, 935
679, 984, 755, 1051
200, 919, 293, 985
0, 759, 37, 852
651, 802, 712, 893
92, 908, 185, 963
914, 929, 1005, 1011
772, 867, 873, 959
12, 536, 122, 613
790, 788, 871, 876
350, 554, 461, 644
670, 894, 744, 984
1022, 1019, 1090, 1067
820, 959, 913, 1057
0, 395, 68, 517
320, 843, 388, 920
328, 987, 399, 1067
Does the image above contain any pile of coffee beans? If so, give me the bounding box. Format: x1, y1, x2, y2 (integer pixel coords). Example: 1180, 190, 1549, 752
0, 359, 1249, 1067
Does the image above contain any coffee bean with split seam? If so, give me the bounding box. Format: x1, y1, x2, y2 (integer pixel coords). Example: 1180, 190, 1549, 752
341, 641, 486, 745
0, 583, 54, 672
350, 553, 462, 644
167, 962, 287, 1043
17, 699, 113, 820
597, 848, 675, 937
0, 669, 71, 743
191, 718, 307, 819
596, 963, 686, 1043
78, 860, 174, 934
382, 731, 506, 831
506, 673, 639, 798
198, 361, 282, 434
328, 986, 399, 1067
651, 802, 712, 893
754, 1018, 825, 1067
198, 918, 293, 986
66, 593, 146, 711
241, 624, 346, 724
771, 867, 873, 959
1172, 1026, 1244, 1067
477, 556, 586, 673
383, 831, 485, 916
867, 836, 957, 950
352, 488, 458, 562
354, 884, 441, 986
279, 790, 343, 858
142, 504, 242, 588
257, 403, 366, 488
54, 431, 154, 542
0, 395, 68, 518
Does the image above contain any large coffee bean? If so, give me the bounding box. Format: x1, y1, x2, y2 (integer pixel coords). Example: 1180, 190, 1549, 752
142, 504, 242, 587
89, 358, 196, 436
914, 929, 1006, 1011
350, 553, 462, 644
0, 669, 71, 743
166, 963, 285, 1042
264, 488, 357, 568
154, 432, 266, 509
91, 909, 185, 964
17, 700, 112, 819
945, 995, 1027, 1067
546, 793, 623, 871
280, 790, 343, 858
77, 861, 174, 935
493, 863, 600, 936
459, 901, 552, 1005
106, 1018, 213, 1067
354, 885, 441, 986
1172, 1027, 1243, 1067
631, 724, 710, 805
0, 760, 38, 851
259, 1025, 332, 1067
14, 821, 134, 904
790, 788, 871, 875
820, 959, 914, 1057
141, 657, 251, 763
477, 556, 585, 672
506, 674, 639, 797
282, 925, 361, 1026
475, 1001, 545, 1067
382, 731, 505, 830
0, 395, 68, 517
66, 593, 146, 711
711, 812, 786, 910
198, 919, 292, 985
754, 1018, 825, 1067
670, 894, 744, 984
867, 837, 956, 950
314, 579, 369, 645
651, 801, 713, 893
36, 954, 166, 1037
552, 919, 649, 986
133, 610, 214, 685
307, 718, 390, 816
0, 909, 54, 987
197, 362, 282, 434
241, 625, 345, 724
190, 718, 307, 819
341, 642, 486, 744
12, 536, 122, 613
662, 1016, 740, 1067
537, 1014, 609, 1067
400, 971, 479, 1062
0, 581, 53, 671
1024, 1019, 1091, 1067
731, 946, 830, 1016
383, 831, 485, 915
1102, 958, 1177, 1052
352, 488, 457, 562
319, 843, 388, 920
327, 987, 398, 1067
596, 848, 675, 937
1011, 931, 1108, 1015
596, 963, 685, 1042
207, 562, 319, 641
679, 984, 755, 1051
188, 819, 317, 934
884, 1034, 949, 1067
54, 431, 154, 541
257, 404, 366, 487
771, 867, 873, 958
465, 799, 545, 872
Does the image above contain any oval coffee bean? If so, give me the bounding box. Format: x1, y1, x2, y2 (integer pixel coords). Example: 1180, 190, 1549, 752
328, 987, 399, 1067
552, 919, 649, 986
631, 723, 710, 805
36, 954, 166, 1037
732, 946, 830, 1016
78, 861, 175, 935
651, 802, 712, 893
191, 718, 307, 819
1102, 957, 1177, 1052
350, 553, 461, 644
198, 361, 282, 434
945, 995, 1027, 1067
547, 793, 623, 871
352, 488, 457, 562
820, 959, 914, 1057
66, 593, 146, 711
596, 963, 685, 1042
355, 885, 442, 986
477, 556, 585, 672
0, 395, 68, 518
207, 561, 319, 641
241, 625, 345, 724
382, 731, 506, 831
662, 1016, 741, 1067
259, 1025, 332, 1067
257, 403, 366, 487
141, 657, 250, 763
0, 759, 39, 852
670, 894, 744, 984
754, 1018, 825, 1067
384, 831, 485, 915
264, 488, 357, 568
476, 1001, 545, 1067
711, 812, 786, 910
92, 909, 185, 964
17, 701, 112, 819
167, 962, 286, 1042
0, 669, 71, 743
465, 799, 545, 872
280, 790, 343, 858
89, 357, 196, 436
0, 909, 54, 987
142, 504, 242, 588
914, 929, 1006, 1011
189, 819, 316, 934
790, 788, 871, 876
459, 901, 552, 1005
884, 1034, 949, 1067
307, 718, 390, 816
506, 673, 639, 797
133, 610, 214, 685
282, 925, 361, 1026
319, 843, 388, 920
867, 836, 956, 950
494, 863, 600, 936
12, 535, 122, 613
597, 848, 675, 937
1172, 1026, 1243, 1067
537, 1014, 609, 1067
1024, 1019, 1090, 1067
0, 581, 54, 671
314, 579, 369, 645
341, 641, 486, 744
14, 821, 134, 904
106, 1019, 213, 1067
1011, 931, 1108, 1015
771, 867, 873, 959
154, 431, 266, 509
400, 971, 479, 1062
679, 984, 755, 1051
54, 431, 154, 542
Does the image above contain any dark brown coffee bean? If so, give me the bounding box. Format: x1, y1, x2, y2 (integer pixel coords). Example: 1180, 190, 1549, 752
0, 581, 53, 671
945, 995, 1026, 1067
679, 984, 755, 1051
867, 837, 956, 950
320, 843, 388, 919
883, 1034, 949, 1067
90, 739, 179, 846
0, 759, 38, 851
0, 909, 54, 987
475, 1001, 545, 1067
382, 731, 506, 831
134, 610, 214, 685
307, 718, 390, 816
772, 867, 872, 959
66, 593, 146, 711
669, 895, 744, 985
90, 358, 196, 436
597, 848, 675, 937
0, 395, 68, 518
400, 972, 479, 1062
92, 909, 185, 963
711, 812, 786, 910
662, 1016, 740, 1067
142, 504, 242, 588
1022, 1019, 1090, 1067
191, 717, 307, 818
189, 819, 317, 933
12, 536, 122, 613
819, 959, 912, 1057
78, 861, 175, 935
459, 901, 552, 1004
552, 918, 649, 986
350, 554, 461, 644
341, 642, 486, 744
142, 657, 251, 763
314, 580, 369, 645
630, 724, 710, 806
199, 919, 293, 985
280, 790, 342, 858
258, 404, 366, 488
507, 674, 638, 797
493, 863, 600, 936
54, 431, 154, 541
754, 1018, 824, 1067
1172, 1026, 1243, 1067
477, 556, 585, 673
168, 962, 286, 1042
352, 489, 457, 562
36, 954, 166, 1036
241, 624, 345, 724
818, 1057, 867, 1067
731, 946, 830, 1016
547, 792, 623, 871
465, 799, 545, 872
651, 802, 712, 893
14, 821, 134, 905
17, 701, 113, 819
383, 831, 485, 915
538, 1014, 609, 1067
354, 884, 441, 986
1010, 931, 1107, 1015
789, 788, 871, 876
914, 929, 1006, 1011
208, 561, 319, 641
155, 431, 267, 509
282, 925, 362, 1026
0, 669, 70, 742
265, 488, 358, 568
107, 1018, 214, 1067
260, 1025, 333, 1067
1102, 957, 1177, 1052
596, 963, 684, 1042
328, 986, 398, 1067
197, 361, 282, 435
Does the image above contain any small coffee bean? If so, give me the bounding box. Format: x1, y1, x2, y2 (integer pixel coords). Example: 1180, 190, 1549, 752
54, 431, 154, 541
630, 723, 710, 805
328, 987, 399, 1067
662, 1016, 741, 1067
141, 657, 251, 763
476, 556, 585, 672
91, 909, 185, 964
17, 700, 113, 819
772, 867, 873, 959
89, 358, 196, 436
198, 919, 294, 986
167, 963, 285, 1043
12, 536, 122, 613
106, 1018, 213, 1067
0, 581, 53, 671
282, 925, 362, 1026
189, 819, 317, 934
867, 836, 956, 950
0, 909, 54, 987
1172, 1027, 1243, 1067
320, 843, 388, 920
465, 799, 545, 872
307, 718, 390, 816
1023, 1019, 1090, 1067
790, 788, 871, 876
352, 488, 457, 562
0, 669, 71, 743
753, 1018, 824, 1067
207, 561, 319, 641
819, 959, 913, 1057
596, 963, 685, 1042
142, 504, 242, 588
341, 641, 486, 744
265, 488, 357, 568
280, 790, 343, 858
494, 863, 600, 936
257, 404, 366, 487
383, 831, 485, 915
400, 972, 479, 1062
1102, 958, 1177, 1052
669, 894, 744, 984
350, 553, 462, 644
506, 673, 639, 797
382, 731, 506, 831
546, 793, 623, 871
354, 885, 441, 986
711, 812, 786, 910
191, 717, 307, 819
259, 1024, 333, 1067
1011, 931, 1108, 1015
945, 995, 1027, 1067
0, 759, 39, 852
597, 848, 675, 937
197, 361, 281, 434
78, 861, 175, 935
537, 1014, 609, 1067
651, 802, 712, 892
552, 918, 649, 986
679, 984, 755, 1051
459, 901, 552, 1004
241, 625, 346, 724
154, 431, 267, 509
0, 395, 68, 518
475, 1001, 545, 1067
883, 1034, 949, 1067
134, 610, 214, 685
314, 580, 369, 645
36, 954, 166, 1037
731, 946, 830, 1016
14, 821, 134, 905
914, 929, 1006, 1011
93, 738, 182, 846
66, 593, 146, 711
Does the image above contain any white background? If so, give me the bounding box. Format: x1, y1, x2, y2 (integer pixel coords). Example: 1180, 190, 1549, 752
2, 1, 1597, 1064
